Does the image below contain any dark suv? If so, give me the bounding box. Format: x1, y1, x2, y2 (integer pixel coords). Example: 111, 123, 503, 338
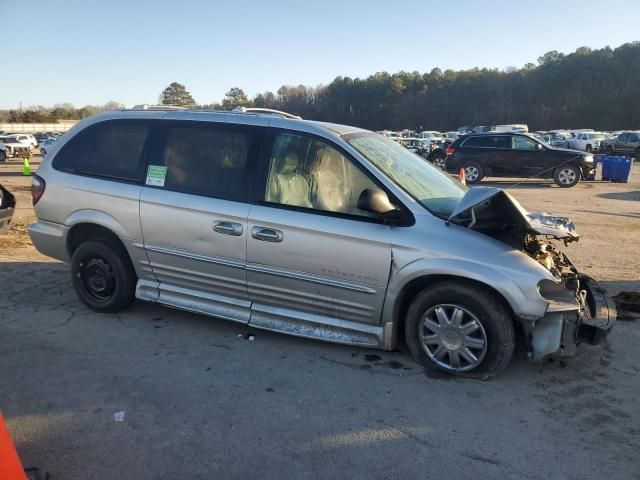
445, 133, 595, 187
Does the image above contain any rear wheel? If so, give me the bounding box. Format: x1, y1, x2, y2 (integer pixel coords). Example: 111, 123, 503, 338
585, 145, 593, 153
553, 164, 581, 188
0, 150, 5, 162
404, 282, 515, 379
606, 146, 614, 155
430, 152, 446, 170
463, 162, 484, 184
71, 239, 137, 313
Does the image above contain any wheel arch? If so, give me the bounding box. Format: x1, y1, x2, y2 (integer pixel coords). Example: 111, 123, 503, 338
65, 210, 129, 257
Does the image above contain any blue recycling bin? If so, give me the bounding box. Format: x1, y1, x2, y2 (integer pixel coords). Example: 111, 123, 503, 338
601, 156, 634, 183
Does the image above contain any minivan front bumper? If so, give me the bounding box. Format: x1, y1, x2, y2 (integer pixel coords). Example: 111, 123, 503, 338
529, 277, 615, 360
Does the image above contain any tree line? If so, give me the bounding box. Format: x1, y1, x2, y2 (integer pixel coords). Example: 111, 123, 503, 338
5, 43, 639, 131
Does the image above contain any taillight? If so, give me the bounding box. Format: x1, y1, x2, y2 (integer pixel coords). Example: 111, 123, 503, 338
446, 147, 456, 155
31, 174, 46, 206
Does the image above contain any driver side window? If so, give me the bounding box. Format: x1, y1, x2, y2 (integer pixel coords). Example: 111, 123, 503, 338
264, 132, 379, 218
512, 136, 538, 151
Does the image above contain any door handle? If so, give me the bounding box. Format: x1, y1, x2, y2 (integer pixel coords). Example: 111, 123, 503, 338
251, 226, 284, 243
213, 221, 243, 236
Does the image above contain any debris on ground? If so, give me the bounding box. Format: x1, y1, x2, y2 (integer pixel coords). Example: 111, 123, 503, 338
0, 217, 32, 248
613, 292, 640, 320
114, 411, 125, 422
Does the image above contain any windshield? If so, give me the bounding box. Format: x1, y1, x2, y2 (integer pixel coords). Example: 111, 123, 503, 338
0, 137, 18, 143
345, 133, 467, 216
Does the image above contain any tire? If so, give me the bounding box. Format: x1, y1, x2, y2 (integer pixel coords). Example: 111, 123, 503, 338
430, 152, 446, 170
634, 148, 640, 160
585, 145, 592, 153
404, 281, 515, 379
606, 146, 614, 155
0, 150, 5, 162
71, 239, 137, 313
553, 164, 581, 188
462, 162, 484, 184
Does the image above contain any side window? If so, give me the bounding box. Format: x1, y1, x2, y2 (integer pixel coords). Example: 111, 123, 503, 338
618, 133, 628, 142
53, 120, 150, 181
492, 136, 511, 149
159, 124, 253, 201
512, 136, 538, 151
264, 132, 378, 218
463, 136, 489, 148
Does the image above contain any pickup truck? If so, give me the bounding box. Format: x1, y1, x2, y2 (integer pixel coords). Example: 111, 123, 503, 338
601, 131, 640, 157
566, 131, 607, 153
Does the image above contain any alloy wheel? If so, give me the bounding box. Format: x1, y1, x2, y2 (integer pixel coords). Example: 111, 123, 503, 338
419, 304, 488, 372
464, 166, 479, 182
557, 168, 577, 185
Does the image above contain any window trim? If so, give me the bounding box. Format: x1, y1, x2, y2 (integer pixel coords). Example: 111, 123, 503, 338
252, 127, 414, 226
52, 119, 157, 185
143, 119, 266, 203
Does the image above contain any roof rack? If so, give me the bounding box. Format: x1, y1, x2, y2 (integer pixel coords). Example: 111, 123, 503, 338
131, 104, 188, 111
231, 107, 301, 120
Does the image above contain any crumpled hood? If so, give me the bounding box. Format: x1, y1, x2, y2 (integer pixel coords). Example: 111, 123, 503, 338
449, 186, 579, 242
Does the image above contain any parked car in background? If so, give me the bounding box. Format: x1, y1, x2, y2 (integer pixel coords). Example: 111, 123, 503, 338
444, 131, 459, 143
13, 134, 38, 148
0, 144, 7, 162
34, 132, 51, 144
540, 132, 569, 148
495, 124, 529, 133
566, 132, 606, 153
400, 138, 431, 155
0, 136, 32, 158
39, 137, 58, 156
601, 131, 640, 157
27, 108, 614, 378
0, 183, 16, 234
445, 133, 594, 187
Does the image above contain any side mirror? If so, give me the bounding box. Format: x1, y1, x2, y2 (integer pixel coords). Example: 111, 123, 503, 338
357, 188, 401, 221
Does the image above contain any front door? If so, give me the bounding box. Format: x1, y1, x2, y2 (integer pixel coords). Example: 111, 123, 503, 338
511, 135, 549, 177
246, 131, 392, 343
139, 121, 263, 323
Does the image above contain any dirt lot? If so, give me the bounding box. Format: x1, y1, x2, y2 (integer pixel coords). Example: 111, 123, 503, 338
1, 156, 639, 479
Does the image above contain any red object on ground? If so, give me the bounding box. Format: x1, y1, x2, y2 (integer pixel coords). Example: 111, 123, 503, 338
0, 412, 27, 480
459, 167, 466, 185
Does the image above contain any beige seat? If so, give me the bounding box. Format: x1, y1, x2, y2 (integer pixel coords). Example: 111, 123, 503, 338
313, 148, 349, 212
266, 152, 312, 208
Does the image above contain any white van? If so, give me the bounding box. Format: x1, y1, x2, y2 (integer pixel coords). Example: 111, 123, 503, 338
494, 124, 529, 133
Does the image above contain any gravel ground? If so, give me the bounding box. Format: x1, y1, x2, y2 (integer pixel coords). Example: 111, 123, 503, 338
1, 156, 639, 480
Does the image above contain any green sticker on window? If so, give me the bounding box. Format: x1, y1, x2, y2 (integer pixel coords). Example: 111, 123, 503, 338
146, 165, 167, 187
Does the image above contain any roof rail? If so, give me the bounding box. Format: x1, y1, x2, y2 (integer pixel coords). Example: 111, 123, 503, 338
131, 104, 188, 111
231, 107, 301, 120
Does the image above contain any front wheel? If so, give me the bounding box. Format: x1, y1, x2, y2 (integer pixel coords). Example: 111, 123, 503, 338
430, 152, 446, 170
553, 164, 581, 188
71, 239, 137, 313
405, 282, 515, 378
606, 146, 614, 155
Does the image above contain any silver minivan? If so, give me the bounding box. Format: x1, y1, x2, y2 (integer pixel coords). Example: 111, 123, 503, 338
29, 108, 615, 378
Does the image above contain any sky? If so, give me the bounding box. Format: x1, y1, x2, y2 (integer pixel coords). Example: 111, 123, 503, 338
2, 0, 639, 109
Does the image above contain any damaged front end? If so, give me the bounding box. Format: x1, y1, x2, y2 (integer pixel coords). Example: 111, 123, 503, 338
449, 187, 616, 360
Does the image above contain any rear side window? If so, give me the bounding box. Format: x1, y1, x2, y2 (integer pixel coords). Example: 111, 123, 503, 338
463, 135, 510, 148
158, 124, 255, 202
53, 120, 150, 182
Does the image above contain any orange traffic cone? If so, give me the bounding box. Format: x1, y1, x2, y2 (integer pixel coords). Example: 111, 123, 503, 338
0, 411, 27, 480
458, 167, 466, 185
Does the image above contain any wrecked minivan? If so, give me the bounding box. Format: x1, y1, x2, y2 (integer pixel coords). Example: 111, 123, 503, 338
28, 108, 615, 378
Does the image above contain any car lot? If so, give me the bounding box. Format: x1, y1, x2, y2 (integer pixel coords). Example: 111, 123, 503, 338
1, 156, 639, 479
